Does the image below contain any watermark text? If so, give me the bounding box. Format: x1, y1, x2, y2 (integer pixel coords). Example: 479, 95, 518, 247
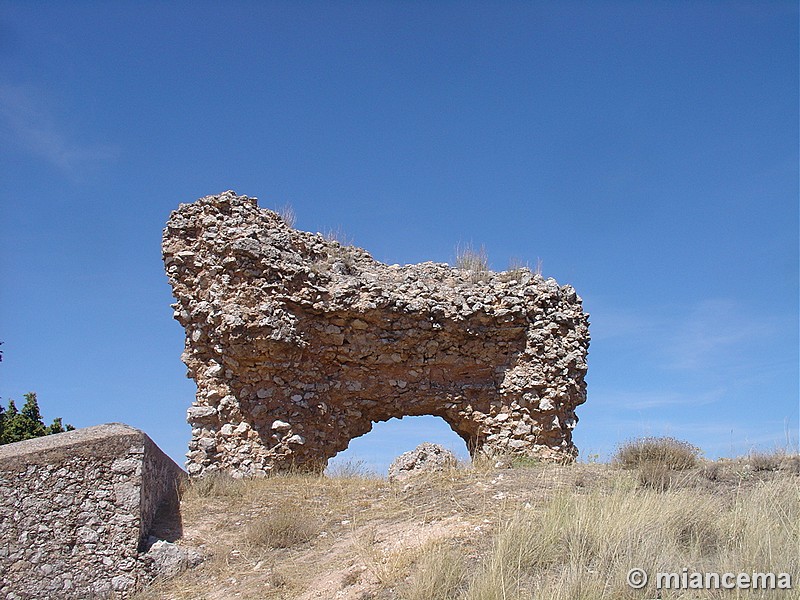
626, 568, 792, 590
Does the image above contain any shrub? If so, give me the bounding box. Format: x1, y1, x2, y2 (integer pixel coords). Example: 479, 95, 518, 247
614, 437, 700, 470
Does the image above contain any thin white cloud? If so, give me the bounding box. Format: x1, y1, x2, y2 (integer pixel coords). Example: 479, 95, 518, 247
663, 299, 776, 371
590, 416, 738, 438
0, 82, 118, 175
588, 298, 781, 373
586, 309, 655, 343
590, 387, 724, 410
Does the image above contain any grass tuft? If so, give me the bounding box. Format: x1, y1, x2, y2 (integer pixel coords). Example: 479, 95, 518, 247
636, 461, 672, 491
504, 256, 543, 279
245, 504, 321, 549
323, 226, 354, 247
455, 243, 490, 283
402, 541, 466, 600
275, 203, 296, 227
614, 436, 701, 470
184, 472, 245, 499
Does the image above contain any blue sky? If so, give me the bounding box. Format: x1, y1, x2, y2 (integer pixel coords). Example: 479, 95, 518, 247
1, 1, 797, 474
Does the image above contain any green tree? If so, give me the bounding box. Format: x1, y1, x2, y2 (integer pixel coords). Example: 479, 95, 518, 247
3, 400, 35, 443
1, 394, 74, 445
4, 399, 18, 443
19, 392, 46, 438
47, 417, 74, 435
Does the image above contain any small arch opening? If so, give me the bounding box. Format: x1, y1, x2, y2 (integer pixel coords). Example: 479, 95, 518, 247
326, 415, 471, 477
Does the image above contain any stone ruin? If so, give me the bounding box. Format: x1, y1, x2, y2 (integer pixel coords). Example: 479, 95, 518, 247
163, 191, 590, 478
0, 423, 187, 599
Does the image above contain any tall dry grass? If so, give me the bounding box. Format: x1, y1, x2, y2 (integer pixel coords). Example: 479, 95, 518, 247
402, 541, 467, 600
463, 476, 799, 599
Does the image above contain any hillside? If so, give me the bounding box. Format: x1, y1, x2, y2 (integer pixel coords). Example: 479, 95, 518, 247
134, 453, 799, 600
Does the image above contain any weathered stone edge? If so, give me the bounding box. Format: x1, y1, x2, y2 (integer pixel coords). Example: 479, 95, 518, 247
0, 423, 182, 473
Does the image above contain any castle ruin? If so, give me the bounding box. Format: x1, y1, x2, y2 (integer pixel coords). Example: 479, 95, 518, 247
163, 191, 590, 477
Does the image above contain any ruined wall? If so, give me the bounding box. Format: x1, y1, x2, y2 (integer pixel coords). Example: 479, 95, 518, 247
163, 191, 590, 477
0, 424, 186, 599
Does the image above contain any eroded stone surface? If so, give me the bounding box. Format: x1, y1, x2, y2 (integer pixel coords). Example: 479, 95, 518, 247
388, 442, 459, 483
163, 191, 590, 477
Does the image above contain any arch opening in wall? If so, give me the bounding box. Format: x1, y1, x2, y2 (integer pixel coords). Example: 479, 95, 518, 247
326, 415, 470, 477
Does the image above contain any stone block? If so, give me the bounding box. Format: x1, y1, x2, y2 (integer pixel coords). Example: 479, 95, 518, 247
0, 423, 187, 599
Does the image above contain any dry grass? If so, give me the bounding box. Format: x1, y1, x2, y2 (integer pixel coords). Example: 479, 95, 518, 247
323, 226, 354, 247
355, 525, 418, 587
135, 454, 800, 600
455, 243, 490, 283
326, 458, 379, 479
499, 258, 531, 283
183, 471, 246, 499
500, 257, 543, 283
309, 227, 360, 276
401, 540, 467, 600
245, 506, 321, 549
463, 475, 799, 600
748, 449, 792, 472
275, 203, 296, 228
636, 461, 674, 491
782, 453, 800, 474
614, 436, 701, 470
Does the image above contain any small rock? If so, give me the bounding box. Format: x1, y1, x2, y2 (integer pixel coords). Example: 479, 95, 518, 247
204, 363, 223, 377
271, 420, 291, 431
186, 406, 216, 421
388, 443, 458, 483
146, 539, 203, 580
